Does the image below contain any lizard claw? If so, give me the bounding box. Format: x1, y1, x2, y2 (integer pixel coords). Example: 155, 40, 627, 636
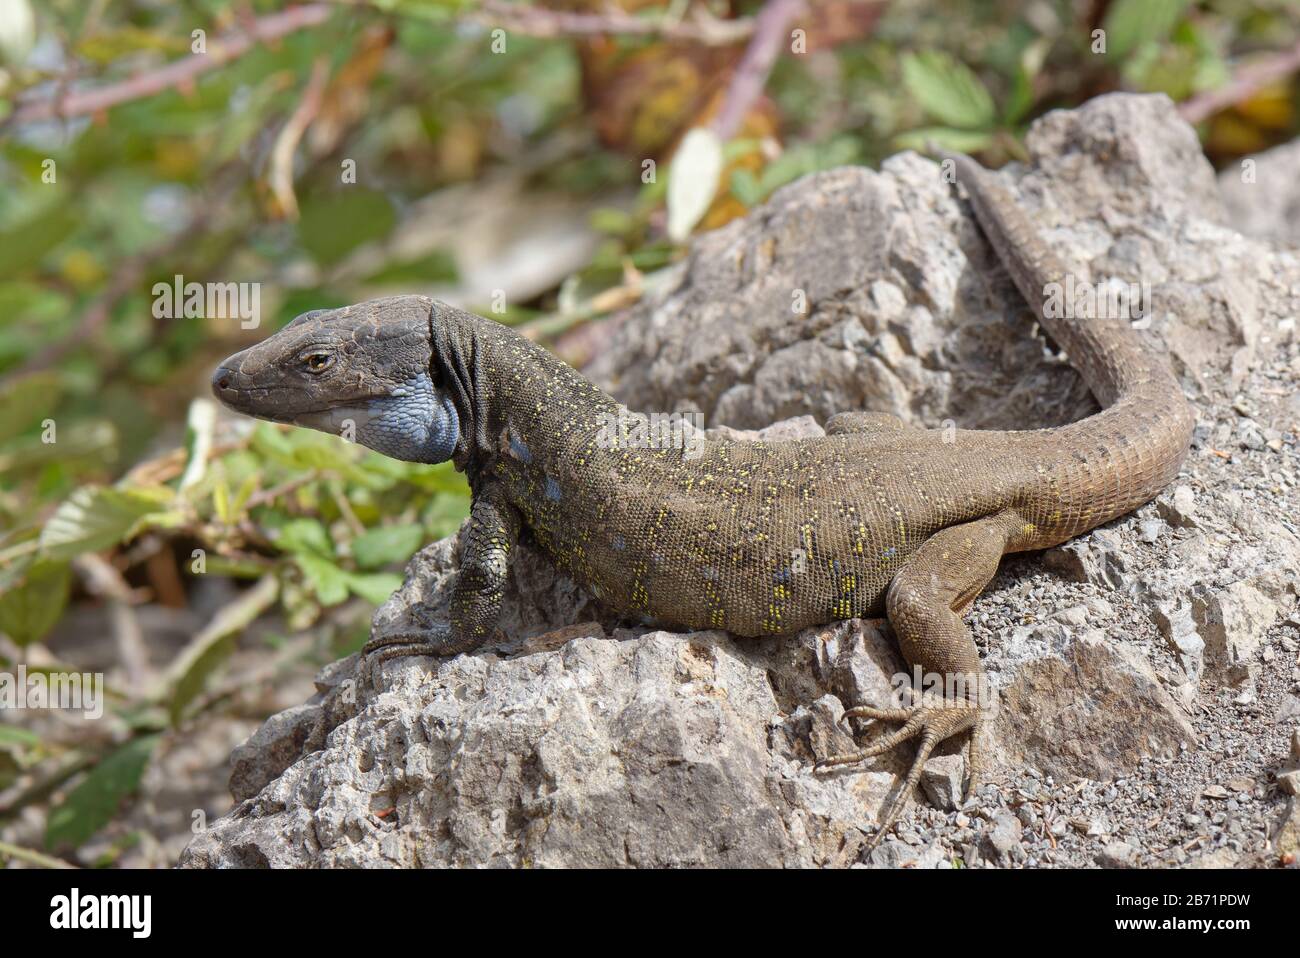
815, 697, 983, 852
359, 608, 485, 690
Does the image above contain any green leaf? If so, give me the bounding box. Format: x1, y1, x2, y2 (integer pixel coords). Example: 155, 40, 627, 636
212, 478, 232, 524
0, 203, 79, 277
3, 379, 63, 441
275, 517, 333, 557
0, 420, 116, 476
38, 485, 172, 560
901, 51, 996, 130
45, 734, 160, 851
345, 571, 403, 605
0, 371, 61, 443
0, 752, 19, 792
249, 422, 297, 465
294, 553, 349, 606
398, 460, 471, 495
74, 26, 188, 63
1003, 68, 1035, 126
202, 555, 273, 578
361, 250, 458, 286
163, 575, 278, 726
894, 126, 995, 155
729, 168, 764, 207
0, 725, 42, 748
424, 493, 472, 539
0, 724, 44, 790
229, 473, 259, 517
0, 559, 71, 647
289, 440, 373, 483
297, 190, 397, 267
351, 523, 425, 569
1102, 0, 1190, 62
756, 137, 860, 196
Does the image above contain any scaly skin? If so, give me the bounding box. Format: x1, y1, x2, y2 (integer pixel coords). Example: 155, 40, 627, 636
212, 155, 1194, 847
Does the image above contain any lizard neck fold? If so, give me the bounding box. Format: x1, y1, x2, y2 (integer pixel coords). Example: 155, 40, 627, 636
429, 303, 492, 482
429, 301, 620, 492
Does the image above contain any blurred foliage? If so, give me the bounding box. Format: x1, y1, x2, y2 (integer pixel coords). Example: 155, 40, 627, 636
0, 0, 1298, 865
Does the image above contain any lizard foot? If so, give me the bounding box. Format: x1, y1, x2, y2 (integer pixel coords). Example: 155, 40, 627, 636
359, 609, 486, 689
815, 697, 982, 851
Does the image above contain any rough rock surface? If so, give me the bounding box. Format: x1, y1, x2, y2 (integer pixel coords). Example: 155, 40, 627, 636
1217, 138, 1300, 249
180, 94, 1300, 869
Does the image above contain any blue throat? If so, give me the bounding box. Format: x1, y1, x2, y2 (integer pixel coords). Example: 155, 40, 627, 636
358, 372, 460, 464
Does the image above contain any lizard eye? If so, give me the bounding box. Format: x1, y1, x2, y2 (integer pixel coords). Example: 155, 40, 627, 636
303, 353, 334, 373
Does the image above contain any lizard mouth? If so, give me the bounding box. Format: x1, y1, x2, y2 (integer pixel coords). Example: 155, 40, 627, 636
210, 365, 378, 423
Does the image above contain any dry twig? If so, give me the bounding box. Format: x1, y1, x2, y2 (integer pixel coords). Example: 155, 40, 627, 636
1179, 38, 1300, 124
3, 4, 334, 128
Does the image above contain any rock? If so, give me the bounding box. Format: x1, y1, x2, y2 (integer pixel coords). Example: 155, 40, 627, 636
980, 812, 1023, 864
808, 617, 904, 711
1097, 841, 1138, 868
990, 629, 1196, 780
184, 617, 891, 868
1274, 798, 1300, 863
1151, 598, 1205, 685
591, 95, 1242, 436
1158, 485, 1199, 528
1292, 727, 1300, 761
1279, 771, 1300, 797
1191, 574, 1297, 683
1042, 531, 1136, 589
228, 703, 326, 803
1279, 696, 1300, 724
182, 517, 921, 868
1053, 605, 1090, 627
868, 839, 948, 869
1186, 846, 1246, 868
1138, 519, 1166, 543
1217, 138, 1300, 247
919, 754, 966, 811
706, 415, 824, 444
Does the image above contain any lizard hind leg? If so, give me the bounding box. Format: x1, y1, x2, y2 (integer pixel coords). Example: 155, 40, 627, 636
816, 511, 1019, 850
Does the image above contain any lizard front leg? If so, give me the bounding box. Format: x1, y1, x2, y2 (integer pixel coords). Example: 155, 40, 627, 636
361, 485, 520, 682
817, 511, 1020, 848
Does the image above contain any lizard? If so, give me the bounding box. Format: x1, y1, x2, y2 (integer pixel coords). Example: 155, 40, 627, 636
211, 154, 1194, 846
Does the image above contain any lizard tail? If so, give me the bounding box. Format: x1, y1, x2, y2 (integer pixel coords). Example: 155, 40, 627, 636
946, 152, 1195, 537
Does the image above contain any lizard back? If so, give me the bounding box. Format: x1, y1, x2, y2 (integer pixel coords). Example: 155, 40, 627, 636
435, 157, 1194, 638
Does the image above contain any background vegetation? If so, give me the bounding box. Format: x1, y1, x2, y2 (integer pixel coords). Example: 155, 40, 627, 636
0, 0, 1297, 867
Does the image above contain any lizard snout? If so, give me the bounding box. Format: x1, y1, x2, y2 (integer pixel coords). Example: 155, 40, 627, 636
211, 360, 260, 413
211, 364, 238, 401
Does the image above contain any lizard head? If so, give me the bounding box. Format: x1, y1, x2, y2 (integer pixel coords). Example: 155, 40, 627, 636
211, 295, 461, 464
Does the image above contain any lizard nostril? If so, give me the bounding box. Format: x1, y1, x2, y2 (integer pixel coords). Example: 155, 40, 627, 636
212, 366, 235, 394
